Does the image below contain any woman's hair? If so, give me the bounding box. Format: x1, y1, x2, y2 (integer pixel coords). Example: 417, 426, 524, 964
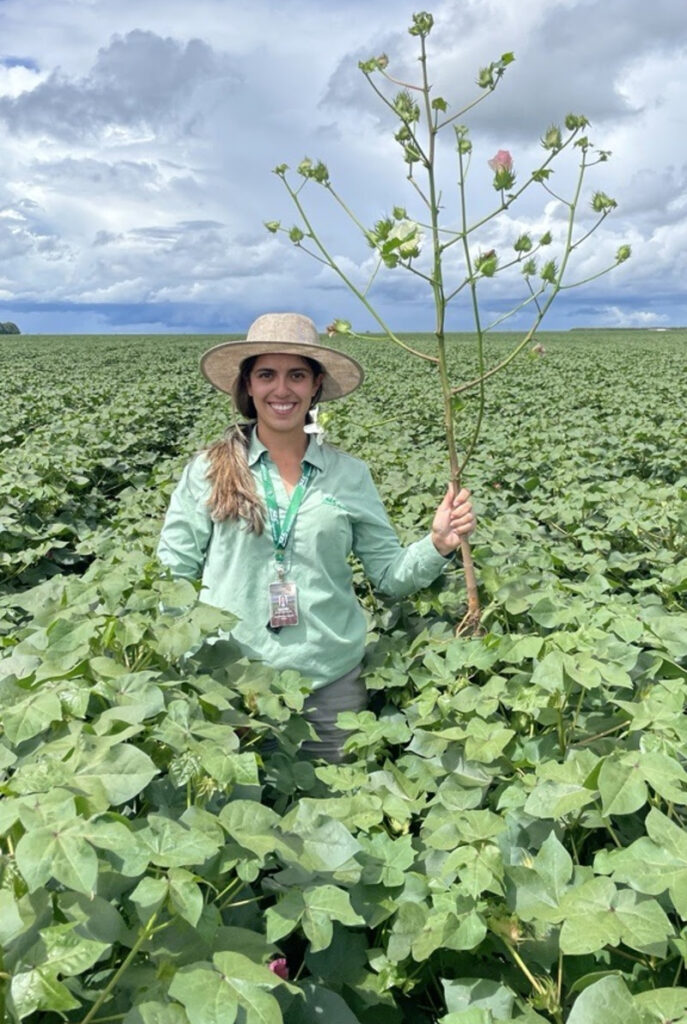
204, 354, 324, 527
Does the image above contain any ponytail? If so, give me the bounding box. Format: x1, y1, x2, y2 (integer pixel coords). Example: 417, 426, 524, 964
204, 422, 265, 532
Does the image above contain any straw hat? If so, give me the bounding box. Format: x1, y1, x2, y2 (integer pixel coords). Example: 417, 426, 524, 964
200, 313, 364, 401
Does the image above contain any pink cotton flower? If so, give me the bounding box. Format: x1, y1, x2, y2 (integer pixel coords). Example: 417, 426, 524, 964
488, 149, 513, 173
269, 958, 289, 980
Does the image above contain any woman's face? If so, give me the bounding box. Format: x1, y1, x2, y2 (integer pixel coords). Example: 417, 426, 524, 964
247, 354, 323, 435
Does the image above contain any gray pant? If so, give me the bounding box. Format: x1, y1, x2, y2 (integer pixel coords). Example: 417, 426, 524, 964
300, 664, 367, 763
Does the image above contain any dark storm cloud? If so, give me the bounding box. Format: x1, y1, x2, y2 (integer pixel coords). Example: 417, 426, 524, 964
0, 30, 239, 141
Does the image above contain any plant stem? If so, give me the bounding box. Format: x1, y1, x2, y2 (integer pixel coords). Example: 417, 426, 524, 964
416, 31, 482, 633
79, 910, 159, 1024
501, 938, 546, 997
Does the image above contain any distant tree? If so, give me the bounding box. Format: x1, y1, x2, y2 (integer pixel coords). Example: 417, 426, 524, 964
0, 322, 20, 334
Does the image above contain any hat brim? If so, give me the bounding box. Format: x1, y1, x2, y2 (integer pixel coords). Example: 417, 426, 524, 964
200, 338, 364, 401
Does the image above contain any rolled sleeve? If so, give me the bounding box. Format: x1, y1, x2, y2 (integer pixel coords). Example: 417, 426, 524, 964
157, 455, 213, 580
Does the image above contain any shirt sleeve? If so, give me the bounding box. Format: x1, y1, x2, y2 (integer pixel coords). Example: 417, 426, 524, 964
350, 461, 450, 598
157, 455, 213, 579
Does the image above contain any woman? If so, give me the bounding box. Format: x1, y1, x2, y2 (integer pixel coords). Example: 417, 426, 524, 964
158, 312, 475, 762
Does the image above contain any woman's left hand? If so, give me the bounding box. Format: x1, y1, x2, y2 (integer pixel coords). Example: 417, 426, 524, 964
431, 485, 476, 556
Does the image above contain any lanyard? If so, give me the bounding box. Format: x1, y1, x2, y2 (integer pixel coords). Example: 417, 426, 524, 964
259, 459, 314, 571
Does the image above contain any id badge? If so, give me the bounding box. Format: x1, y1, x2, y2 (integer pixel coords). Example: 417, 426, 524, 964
268, 581, 299, 628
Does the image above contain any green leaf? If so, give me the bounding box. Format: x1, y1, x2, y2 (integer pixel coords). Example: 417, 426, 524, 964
123, 1002, 190, 1024
0, 889, 26, 944
68, 741, 159, 808
566, 976, 641, 1024
442, 977, 515, 1017
220, 801, 283, 861
598, 754, 647, 816
11, 968, 80, 1018
359, 832, 414, 887
23, 921, 110, 977
168, 867, 204, 927
284, 980, 363, 1024
2, 689, 63, 744
130, 876, 169, 919
169, 952, 283, 1024
139, 814, 222, 868
524, 780, 596, 819
633, 988, 687, 1022
559, 877, 621, 954
387, 901, 427, 961
15, 821, 98, 894
302, 885, 365, 952
612, 889, 673, 956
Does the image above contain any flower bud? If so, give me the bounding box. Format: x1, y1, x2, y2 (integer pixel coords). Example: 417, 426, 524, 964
616, 244, 631, 263
264, 221, 280, 233
488, 149, 513, 174
522, 258, 537, 277
288, 226, 304, 243
513, 233, 532, 253
272, 164, 288, 177
591, 191, 617, 213
393, 90, 420, 123
268, 958, 289, 980
297, 157, 329, 184
358, 54, 388, 74
564, 113, 589, 131
409, 11, 434, 36
541, 259, 557, 284
477, 65, 494, 89
475, 249, 498, 277
539, 231, 552, 246
326, 319, 352, 336
488, 150, 514, 190
541, 124, 562, 150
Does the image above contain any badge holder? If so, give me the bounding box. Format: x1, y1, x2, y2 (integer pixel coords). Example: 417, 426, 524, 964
268, 578, 299, 629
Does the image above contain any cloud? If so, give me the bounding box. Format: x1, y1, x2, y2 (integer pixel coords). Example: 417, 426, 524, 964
599, 306, 669, 327
0, 0, 685, 332
0, 30, 239, 142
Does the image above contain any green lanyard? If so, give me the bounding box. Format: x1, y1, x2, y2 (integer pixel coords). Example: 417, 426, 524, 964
259, 459, 314, 573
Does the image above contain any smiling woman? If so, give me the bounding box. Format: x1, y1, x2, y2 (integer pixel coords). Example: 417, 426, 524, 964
157, 311, 476, 761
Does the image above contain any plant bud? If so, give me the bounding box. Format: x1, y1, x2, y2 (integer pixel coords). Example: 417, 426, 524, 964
288, 226, 304, 243
393, 90, 420, 123
591, 191, 617, 213
264, 221, 280, 233
475, 250, 498, 277
564, 112, 589, 131
541, 124, 562, 150
409, 11, 434, 36
513, 233, 532, 253
616, 244, 631, 263
326, 319, 352, 336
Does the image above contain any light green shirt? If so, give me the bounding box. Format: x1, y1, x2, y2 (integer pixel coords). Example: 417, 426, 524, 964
157, 429, 450, 689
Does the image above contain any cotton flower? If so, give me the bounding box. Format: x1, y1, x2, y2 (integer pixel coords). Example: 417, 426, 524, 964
488, 149, 513, 174
268, 958, 289, 980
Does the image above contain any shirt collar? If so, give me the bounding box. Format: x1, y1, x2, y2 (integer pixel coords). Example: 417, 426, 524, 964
246, 425, 325, 471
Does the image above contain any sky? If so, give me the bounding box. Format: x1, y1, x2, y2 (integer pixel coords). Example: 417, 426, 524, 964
0, 0, 685, 335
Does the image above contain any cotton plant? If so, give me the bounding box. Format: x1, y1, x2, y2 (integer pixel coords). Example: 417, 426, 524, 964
266, 11, 630, 632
